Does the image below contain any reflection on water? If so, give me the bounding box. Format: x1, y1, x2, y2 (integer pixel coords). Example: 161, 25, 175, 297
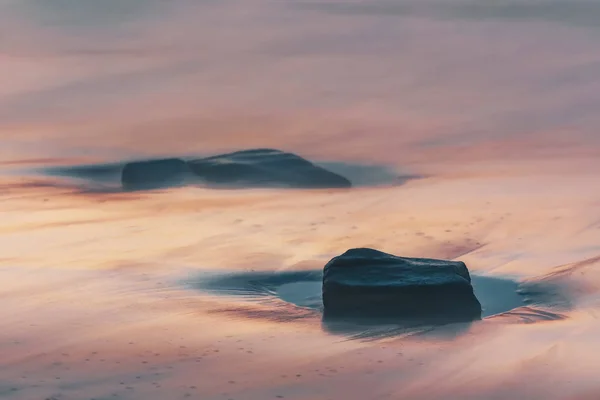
22, 0, 165, 27
1, 0, 600, 399
191, 269, 566, 339
25, 153, 411, 193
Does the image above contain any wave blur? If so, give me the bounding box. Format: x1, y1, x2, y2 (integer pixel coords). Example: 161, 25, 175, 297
1, 1, 600, 399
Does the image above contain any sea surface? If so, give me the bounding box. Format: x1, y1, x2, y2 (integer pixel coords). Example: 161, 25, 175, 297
1, 1, 600, 399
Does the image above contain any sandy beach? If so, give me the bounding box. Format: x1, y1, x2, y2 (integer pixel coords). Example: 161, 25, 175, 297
2, 1, 600, 399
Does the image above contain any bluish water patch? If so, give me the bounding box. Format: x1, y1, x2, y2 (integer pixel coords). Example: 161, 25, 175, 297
187, 269, 568, 340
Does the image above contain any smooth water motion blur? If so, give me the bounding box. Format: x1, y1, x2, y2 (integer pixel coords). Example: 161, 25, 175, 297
1, 1, 600, 399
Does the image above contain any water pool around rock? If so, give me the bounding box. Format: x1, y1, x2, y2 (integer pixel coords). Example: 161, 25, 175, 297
189, 268, 566, 339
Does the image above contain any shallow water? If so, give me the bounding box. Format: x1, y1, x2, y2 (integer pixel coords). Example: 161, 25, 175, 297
273, 275, 527, 317
192, 268, 567, 340
2, 1, 600, 399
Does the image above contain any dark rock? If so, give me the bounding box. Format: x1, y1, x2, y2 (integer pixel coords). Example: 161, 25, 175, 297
121, 158, 190, 191
188, 149, 351, 189
322, 248, 482, 322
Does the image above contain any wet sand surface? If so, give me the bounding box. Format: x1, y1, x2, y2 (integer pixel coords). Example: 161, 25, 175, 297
1, 168, 598, 400
2, 1, 600, 399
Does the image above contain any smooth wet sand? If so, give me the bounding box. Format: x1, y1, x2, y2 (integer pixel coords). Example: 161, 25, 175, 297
1, 162, 599, 399
2, 1, 600, 399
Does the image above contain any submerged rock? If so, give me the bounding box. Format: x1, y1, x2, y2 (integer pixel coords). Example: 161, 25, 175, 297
188, 149, 351, 188
121, 158, 190, 191
322, 248, 482, 322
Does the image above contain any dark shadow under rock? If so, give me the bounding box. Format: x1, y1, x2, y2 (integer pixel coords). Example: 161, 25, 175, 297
322, 248, 482, 323
187, 149, 352, 189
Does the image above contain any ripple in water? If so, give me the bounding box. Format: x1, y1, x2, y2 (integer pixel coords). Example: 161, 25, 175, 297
186, 269, 568, 340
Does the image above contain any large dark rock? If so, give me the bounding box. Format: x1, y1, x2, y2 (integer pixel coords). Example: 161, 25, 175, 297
121, 158, 190, 191
188, 149, 351, 188
117, 149, 351, 191
322, 248, 482, 322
